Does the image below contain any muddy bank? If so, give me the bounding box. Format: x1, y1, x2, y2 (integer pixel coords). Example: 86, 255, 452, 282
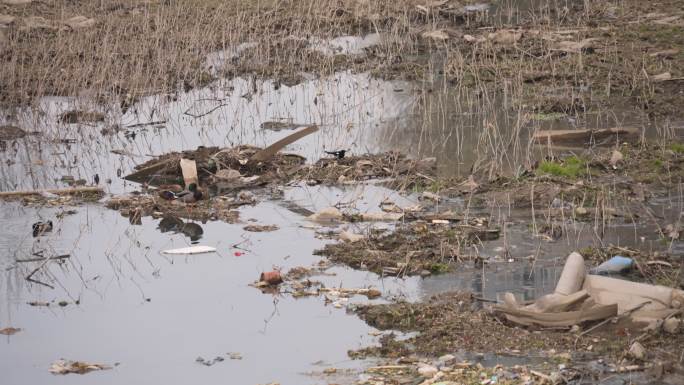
351, 290, 684, 375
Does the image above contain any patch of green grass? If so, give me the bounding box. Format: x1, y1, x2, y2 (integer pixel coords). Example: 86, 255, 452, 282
537, 156, 586, 178
669, 142, 684, 154
428, 263, 450, 274
652, 159, 664, 168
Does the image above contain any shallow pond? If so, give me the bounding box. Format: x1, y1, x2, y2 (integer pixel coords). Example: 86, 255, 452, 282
1, 41, 682, 385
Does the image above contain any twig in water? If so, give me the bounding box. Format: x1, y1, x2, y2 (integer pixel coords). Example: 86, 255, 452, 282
16, 254, 70, 263
183, 104, 229, 118
25, 257, 56, 289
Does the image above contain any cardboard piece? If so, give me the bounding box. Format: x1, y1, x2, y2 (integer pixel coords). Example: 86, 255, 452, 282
495, 252, 684, 328
180, 158, 199, 187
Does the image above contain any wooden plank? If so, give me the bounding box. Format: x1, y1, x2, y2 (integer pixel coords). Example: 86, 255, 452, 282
533, 127, 639, 144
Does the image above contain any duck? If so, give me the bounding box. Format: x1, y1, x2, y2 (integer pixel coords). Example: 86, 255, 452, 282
32, 220, 53, 237
159, 183, 202, 203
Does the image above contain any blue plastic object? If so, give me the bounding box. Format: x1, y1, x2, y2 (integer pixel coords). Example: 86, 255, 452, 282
589, 255, 634, 275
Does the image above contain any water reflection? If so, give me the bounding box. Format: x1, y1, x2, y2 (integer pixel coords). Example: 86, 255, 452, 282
157, 216, 204, 242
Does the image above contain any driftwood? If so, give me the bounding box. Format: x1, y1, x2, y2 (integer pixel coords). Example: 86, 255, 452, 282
124, 156, 180, 183
249, 125, 318, 164
0, 186, 102, 198
533, 127, 639, 144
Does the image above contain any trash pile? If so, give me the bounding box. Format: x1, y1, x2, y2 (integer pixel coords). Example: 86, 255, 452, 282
249, 264, 382, 308
107, 126, 439, 222
124, 145, 306, 188
48, 359, 112, 375
315, 216, 499, 276
296, 152, 436, 187
495, 252, 684, 330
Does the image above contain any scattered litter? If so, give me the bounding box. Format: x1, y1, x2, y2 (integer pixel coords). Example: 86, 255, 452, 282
243, 224, 279, 232
651, 72, 672, 82
553, 38, 599, 53
0, 327, 21, 335
195, 356, 225, 366
496, 252, 684, 328
359, 212, 404, 222
589, 255, 633, 275
649, 49, 680, 58
663, 224, 680, 240
48, 359, 112, 375
339, 230, 364, 242
27, 301, 50, 307
663, 317, 680, 334
420, 191, 441, 202
464, 3, 489, 12
308, 207, 344, 223
161, 246, 217, 255
609, 150, 623, 168
259, 271, 283, 286
488, 29, 522, 45
260, 121, 304, 131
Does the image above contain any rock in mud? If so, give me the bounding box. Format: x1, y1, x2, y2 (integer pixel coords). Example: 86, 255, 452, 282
628, 341, 646, 360
417, 364, 438, 377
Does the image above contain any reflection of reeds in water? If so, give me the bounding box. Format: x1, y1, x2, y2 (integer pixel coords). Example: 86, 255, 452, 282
0, 0, 678, 193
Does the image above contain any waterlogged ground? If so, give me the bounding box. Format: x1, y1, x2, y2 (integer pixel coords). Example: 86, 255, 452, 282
1, 24, 684, 385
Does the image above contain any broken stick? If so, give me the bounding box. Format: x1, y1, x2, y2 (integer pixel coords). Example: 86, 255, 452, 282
16, 254, 70, 263
25, 256, 56, 289
249, 125, 319, 164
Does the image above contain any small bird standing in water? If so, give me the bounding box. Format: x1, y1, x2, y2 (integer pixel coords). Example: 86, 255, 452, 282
325, 149, 346, 159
